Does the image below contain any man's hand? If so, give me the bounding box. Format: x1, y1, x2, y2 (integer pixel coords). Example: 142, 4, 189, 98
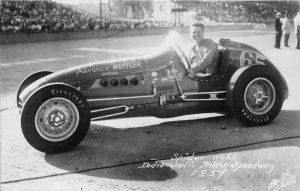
186, 68, 196, 78
187, 66, 210, 78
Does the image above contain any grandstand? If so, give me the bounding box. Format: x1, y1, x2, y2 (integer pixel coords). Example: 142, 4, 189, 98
0, 0, 106, 33
0, 0, 299, 45
1, 0, 299, 34
179, 0, 300, 25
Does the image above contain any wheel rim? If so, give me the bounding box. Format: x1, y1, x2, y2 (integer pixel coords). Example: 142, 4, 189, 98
244, 77, 276, 115
35, 97, 79, 142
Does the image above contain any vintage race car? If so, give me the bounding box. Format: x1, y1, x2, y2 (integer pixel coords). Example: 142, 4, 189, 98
17, 31, 288, 153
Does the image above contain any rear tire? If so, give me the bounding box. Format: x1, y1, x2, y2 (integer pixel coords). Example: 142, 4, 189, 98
227, 66, 284, 126
21, 84, 91, 153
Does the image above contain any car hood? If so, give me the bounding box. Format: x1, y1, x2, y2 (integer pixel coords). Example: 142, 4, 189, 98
19, 46, 177, 104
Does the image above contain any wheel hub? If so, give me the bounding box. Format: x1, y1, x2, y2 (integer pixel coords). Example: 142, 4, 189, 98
48, 110, 66, 128
253, 90, 267, 104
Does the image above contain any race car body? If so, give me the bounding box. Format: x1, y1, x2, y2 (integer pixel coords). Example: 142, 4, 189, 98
17, 31, 288, 153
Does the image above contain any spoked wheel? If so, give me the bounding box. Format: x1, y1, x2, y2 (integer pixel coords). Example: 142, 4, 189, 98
227, 66, 284, 126
244, 78, 276, 116
21, 84, 91, 153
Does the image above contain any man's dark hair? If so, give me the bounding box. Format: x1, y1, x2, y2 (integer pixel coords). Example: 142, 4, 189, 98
191, 22, 204, 31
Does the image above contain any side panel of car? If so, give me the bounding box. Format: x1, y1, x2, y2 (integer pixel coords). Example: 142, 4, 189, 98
83, 49, 200, 109
78, 57, 150, 99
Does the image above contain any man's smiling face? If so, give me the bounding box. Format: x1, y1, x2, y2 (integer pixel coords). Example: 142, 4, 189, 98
190, 25, 204, 44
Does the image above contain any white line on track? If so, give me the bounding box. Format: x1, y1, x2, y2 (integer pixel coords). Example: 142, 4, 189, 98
0, 57, 63, 67
224, 30, 273, 34
74, 47, 156, 54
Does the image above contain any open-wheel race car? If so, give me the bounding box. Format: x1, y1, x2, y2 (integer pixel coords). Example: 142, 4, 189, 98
17, 31, 288, 153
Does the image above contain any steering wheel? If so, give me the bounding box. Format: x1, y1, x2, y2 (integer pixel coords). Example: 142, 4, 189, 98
172, 45, 191, 70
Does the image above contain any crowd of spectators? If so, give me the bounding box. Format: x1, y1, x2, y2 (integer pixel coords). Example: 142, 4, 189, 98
192, 1, 299, 25
0, 1, 140, 34
0, 0, 170, 33
1, 1, 99, 33
1, 0, 299, 34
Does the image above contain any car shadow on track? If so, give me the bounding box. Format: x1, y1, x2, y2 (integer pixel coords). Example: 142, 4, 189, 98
44, 110, 300, 181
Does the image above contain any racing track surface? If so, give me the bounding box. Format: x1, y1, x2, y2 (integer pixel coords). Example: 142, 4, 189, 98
1, 30, 300, 191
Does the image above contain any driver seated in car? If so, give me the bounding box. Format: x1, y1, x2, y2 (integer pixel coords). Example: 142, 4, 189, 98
187, 22, 219, 78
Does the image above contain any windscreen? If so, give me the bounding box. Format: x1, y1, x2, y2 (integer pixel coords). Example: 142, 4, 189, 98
160, 30, 185, 50
159, 30, 190, 69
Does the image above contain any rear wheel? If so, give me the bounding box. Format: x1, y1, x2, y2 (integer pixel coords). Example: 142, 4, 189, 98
244, 78, 275, 116
21, 84, 91, 153
227, 66, 284, 126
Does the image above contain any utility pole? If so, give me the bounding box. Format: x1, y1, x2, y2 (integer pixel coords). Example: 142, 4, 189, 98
219, 1, 222, 23
100, 0, 102, 20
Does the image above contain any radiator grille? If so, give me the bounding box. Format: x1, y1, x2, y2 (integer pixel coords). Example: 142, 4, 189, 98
157, 85, 174, 92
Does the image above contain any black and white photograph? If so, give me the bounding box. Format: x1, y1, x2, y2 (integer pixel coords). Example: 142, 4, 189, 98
1, 0, 300, 190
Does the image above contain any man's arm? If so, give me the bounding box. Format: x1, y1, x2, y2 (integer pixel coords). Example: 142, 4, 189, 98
188, 46, 203, 77
275, 18, 282, 32
295, 17, 300, 33
282, 19, 287, 31
294, 18, 297, 33
189, 45, 198, 63
196, 41, 218, 72
187, 41, 218, 78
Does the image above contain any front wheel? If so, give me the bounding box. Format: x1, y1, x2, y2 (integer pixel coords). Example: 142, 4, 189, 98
21, 84, 91, 153
227, 66, 284, 126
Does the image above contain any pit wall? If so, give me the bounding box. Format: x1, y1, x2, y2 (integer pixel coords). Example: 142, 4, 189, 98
0, 24, 253, 45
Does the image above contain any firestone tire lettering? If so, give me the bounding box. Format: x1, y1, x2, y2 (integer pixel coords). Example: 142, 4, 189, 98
21, 84, 91, 154
227, 66, 284, 126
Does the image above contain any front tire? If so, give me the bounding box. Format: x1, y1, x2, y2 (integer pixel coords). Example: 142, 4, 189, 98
227, 66, 284, 126
21, 84, 91, 153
